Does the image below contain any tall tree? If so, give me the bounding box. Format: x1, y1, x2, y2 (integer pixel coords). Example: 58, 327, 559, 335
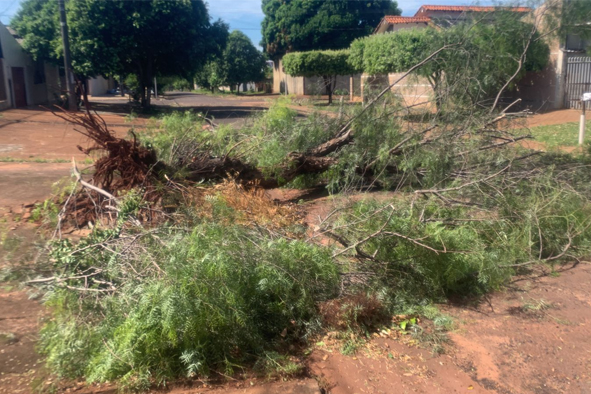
223, 31, 266, 92
261, 0, 401, 60
12, 0, 227, 108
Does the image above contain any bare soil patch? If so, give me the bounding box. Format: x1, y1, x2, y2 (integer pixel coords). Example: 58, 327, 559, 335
526, 109, 581, 128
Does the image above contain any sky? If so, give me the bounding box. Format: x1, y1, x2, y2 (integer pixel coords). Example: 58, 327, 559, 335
0, 0, 504, 47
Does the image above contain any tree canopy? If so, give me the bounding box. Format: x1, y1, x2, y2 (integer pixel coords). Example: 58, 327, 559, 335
11, 0, 228, 107
261, 0, 401, 60
283, 50, 355, 103
223, 31, 267, 91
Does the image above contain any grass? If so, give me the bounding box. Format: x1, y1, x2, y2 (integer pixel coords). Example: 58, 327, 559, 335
527, 120, 591, 149
0, 157, 94, 164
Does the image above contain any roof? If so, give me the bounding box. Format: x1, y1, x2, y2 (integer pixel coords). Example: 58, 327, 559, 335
383, 16, 432, 25
415, 5, 532, 14
6, 26, 24, 45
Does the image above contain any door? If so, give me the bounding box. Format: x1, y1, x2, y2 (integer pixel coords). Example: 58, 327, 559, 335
11, 67, 27, 107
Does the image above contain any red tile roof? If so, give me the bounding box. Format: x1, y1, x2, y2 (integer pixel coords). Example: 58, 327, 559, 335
383, 16, 432, 24
416, 5, 532, 14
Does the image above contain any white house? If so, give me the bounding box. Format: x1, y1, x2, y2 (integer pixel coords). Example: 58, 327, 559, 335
0, 22, 61, 110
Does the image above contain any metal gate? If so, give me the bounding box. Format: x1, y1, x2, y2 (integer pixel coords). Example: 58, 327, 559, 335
565, 56, 591, 109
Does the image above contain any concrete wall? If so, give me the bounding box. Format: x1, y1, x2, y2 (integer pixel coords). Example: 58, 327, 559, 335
88, 76, 115, 96
359, 73, 433, 109
0, 22, 59, 110
273, 59, 360, 96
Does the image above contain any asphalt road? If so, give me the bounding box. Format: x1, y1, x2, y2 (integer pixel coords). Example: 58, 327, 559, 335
153, 92, 273, 125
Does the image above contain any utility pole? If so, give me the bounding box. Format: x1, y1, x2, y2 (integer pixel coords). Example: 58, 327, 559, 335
58, 0, 77, 111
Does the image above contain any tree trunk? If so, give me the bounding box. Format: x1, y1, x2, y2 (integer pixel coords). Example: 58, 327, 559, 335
139, 80, 147, 108
185, 153, 336, 188
427, 74, 442, 112
323, 76, 333, 105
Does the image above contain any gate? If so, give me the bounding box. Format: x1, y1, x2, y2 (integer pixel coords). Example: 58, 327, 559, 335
564, 56, 591, 109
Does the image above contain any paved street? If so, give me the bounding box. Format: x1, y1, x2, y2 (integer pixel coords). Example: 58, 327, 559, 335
92, 92, 274, 126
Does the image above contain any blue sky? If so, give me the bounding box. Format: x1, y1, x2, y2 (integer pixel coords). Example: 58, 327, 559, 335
0, 0, 505, 47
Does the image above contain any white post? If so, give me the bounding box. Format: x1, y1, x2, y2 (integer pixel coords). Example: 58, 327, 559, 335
154, 77, 158, 98
580, 100, 586, 145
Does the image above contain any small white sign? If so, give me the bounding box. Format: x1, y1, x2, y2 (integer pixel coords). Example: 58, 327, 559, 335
582, 93, 591, 102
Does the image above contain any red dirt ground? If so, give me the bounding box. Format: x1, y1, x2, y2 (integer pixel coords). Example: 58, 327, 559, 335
306, 262, 591, 394
526, 109, 581, 128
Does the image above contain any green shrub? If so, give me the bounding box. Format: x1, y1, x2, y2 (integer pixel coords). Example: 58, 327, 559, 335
39, 216, 339, 389
326, 177, 591, 304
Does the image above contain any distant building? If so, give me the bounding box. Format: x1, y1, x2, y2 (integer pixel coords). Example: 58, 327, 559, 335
373, 16, 432, 34
375, 5, 531, 34
0, 22, 61, 109
366, 5, 591, 110
513, 1, 591, 110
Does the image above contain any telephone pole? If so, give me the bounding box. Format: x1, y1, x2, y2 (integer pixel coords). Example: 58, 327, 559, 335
58, 0, 77, 111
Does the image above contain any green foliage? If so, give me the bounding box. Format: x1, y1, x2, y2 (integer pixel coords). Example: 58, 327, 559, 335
283, 50, 355, 78
261, 0, 400, 59
139, 111, 207, 176
139, 98, 339, 180
12, 0, 228, 106
349, 16, 550, 107
328, 177, 591, 303
283, 50, 355, 103
223, 31, 267, 90
195, 61, 225, 93
221, 98, 338, 176
10, 0, 61, 65
349, 28, 431, 75
542, 0, 591, 46
39, 217, 338, 389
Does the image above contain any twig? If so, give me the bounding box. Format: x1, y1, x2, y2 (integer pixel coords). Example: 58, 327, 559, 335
415, 164, 511, 195
71, 158, 119, 205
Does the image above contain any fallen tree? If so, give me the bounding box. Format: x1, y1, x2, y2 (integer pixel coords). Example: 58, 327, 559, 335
22, 11, 591, 391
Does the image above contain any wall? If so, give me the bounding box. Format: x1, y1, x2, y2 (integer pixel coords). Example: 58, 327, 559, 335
375, 22, 429, 34
273, 59, 359, 96
359, 73, 433, 109
88, 76, 115, 96
0, 22, 59, 110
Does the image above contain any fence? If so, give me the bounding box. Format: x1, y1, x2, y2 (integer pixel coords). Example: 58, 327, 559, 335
565, 56, 591, 109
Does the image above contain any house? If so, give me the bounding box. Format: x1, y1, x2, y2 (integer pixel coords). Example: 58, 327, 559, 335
374, 16, 432, 34
370, 2, 591, 111
365, 5, 538, 108
511, 1, 590, 110
414, 5, 531, 22
0, 22, 61, 110
375, 5, 531, 33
